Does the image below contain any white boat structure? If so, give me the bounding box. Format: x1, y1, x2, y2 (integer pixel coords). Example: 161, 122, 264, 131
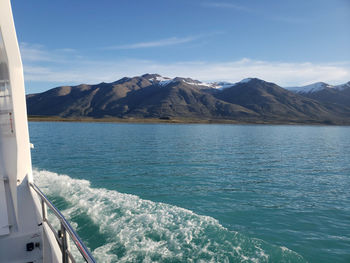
0, 0, 96, 262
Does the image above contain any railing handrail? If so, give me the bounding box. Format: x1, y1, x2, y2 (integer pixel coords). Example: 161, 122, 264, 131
29, 182, 96, 263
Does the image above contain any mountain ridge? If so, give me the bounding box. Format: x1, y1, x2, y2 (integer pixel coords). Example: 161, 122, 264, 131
26, 74, 350, 125
286, 81, 350, 107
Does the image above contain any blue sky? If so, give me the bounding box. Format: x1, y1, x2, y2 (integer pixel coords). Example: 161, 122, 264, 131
11, 0, 350, 93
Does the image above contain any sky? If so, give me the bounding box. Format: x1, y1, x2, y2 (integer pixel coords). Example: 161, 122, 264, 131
10, 0, 350, 94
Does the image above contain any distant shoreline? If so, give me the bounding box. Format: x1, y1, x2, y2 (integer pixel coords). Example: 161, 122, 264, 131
27, 116, 350, 126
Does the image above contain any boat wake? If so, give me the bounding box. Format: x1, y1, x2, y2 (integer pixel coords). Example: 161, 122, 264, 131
33, 169, 306, 263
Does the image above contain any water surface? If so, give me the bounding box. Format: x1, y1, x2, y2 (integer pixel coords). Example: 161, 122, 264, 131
29, 122, 350, 262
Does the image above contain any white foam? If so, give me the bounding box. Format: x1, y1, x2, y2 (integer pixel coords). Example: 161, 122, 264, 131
33, 169, 305, 263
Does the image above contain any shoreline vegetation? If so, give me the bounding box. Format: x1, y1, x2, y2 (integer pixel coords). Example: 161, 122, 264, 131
28, 116, 350, 126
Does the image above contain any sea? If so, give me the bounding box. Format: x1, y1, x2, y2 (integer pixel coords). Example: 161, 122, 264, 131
28, 122, 350, 263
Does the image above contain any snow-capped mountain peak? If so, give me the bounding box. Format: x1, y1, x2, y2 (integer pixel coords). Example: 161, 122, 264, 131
209, 78, 257, 90
213, 78, 260, 90
207, 81, 234, 90
286, 82, 333, 93
145, 74, 172, 86
146, 74, 221, 89
239, 78, 254, 84
145, 74, 350, 94
334, 81, 350, 91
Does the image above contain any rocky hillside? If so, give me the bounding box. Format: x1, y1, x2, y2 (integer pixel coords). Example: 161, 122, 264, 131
26, 74, 350, 124
286, 82, 350, 107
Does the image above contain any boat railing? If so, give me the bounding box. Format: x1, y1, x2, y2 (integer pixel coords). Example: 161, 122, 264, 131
29, 182, 96, 263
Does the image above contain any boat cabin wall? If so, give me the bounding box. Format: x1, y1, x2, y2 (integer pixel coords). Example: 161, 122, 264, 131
0, 0, 34, 224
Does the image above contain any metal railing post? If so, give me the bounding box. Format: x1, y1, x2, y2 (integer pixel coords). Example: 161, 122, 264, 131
66, 231, 71, 263
41, 199, 47, 221
61, 221, 69, 263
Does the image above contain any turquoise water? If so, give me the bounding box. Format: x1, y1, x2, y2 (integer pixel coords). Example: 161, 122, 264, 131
29, 122, 350, 262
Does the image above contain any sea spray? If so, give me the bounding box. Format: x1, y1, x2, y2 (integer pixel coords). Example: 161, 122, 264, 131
34, 169, 306, 263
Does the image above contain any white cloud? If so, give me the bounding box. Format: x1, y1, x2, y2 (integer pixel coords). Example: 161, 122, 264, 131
105, 36, 199, 50
20, 44, 350, 89
23, 57, 350, 87
20, 43, 78, 63
20, 42, 53, 62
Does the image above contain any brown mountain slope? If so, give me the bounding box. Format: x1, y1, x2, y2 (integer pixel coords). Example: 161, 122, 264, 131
27, 76, 153, 117
27, 75, 257, 120
26, 75, 350, 124
113, 80, 257, 119
215, 78, 350, 122
295, 83, 350, 107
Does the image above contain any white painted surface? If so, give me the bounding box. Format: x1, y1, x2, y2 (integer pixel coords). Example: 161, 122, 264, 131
0, 1, 92, 262
0, 0, 33, 225
0, 178, 9, 236
0, 0, 59, 261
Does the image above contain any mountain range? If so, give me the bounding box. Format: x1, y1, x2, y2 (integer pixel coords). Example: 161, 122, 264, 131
286, 82, 350, 107
26, 74, 350, 124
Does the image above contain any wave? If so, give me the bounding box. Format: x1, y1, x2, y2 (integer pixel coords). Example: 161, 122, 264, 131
33, 169, 306, 263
